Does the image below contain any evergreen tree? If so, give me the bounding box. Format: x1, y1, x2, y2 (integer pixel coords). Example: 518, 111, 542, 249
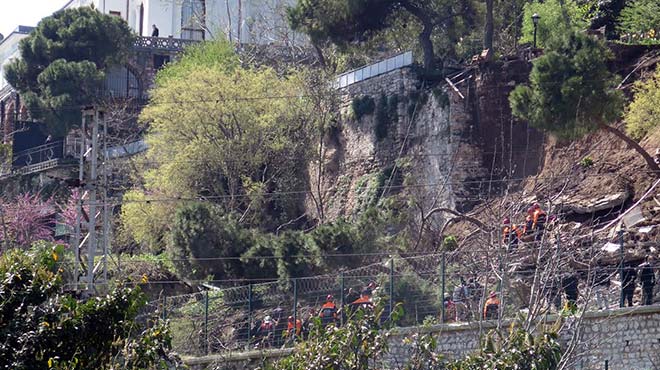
287, 0, 476, 70
4, 7, 134, 137
509, 31, 660, 173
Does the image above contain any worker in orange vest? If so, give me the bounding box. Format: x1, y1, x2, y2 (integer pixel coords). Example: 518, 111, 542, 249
502, 217, 522, 247
529, 204, 547, 241
286, 316, 302, 337
483, 291, 501, 320
319, 294, 338, 325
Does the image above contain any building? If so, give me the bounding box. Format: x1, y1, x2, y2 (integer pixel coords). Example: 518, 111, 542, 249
62, 0, 298, 45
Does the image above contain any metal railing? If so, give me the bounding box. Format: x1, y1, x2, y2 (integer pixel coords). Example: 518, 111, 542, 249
335, 51, 413, 89
12, 140, 66, 167
133, 36, 198, 52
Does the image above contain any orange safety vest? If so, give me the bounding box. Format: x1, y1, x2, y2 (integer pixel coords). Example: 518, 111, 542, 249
287, 319, 302, 335
320, 302, 338, 318
483, 297, 501, 315
532, 209, 546, 229
502, 225, 522, 243
351, 295, 373, 305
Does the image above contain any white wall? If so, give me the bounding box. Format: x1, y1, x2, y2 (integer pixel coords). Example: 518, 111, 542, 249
0, 33, 30, 90
144, 0, 179, 37
206, 0, 300, 44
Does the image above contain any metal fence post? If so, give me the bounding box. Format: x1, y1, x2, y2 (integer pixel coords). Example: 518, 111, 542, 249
389, 258, 394, 320
293, 278, 298, 341
618, 229, 625, 308
162, 296, 167, 321
204, 291, 209, 355
247, 284, 253, 344
340, 272, 345, 326
441, 252, 446, 323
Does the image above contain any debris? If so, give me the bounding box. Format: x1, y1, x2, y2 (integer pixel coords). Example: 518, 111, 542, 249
602, 242, 620, 253
622, 205, 644, 227
557, 191, 630, 214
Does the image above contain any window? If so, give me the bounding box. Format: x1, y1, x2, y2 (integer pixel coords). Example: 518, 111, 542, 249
109, 10, 121, 18
181, 0, 205, 40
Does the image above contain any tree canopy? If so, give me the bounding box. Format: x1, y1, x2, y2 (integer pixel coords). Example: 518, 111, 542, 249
617, 0, 660, 42
137, 40, 317, 227
510, 31, 623, 139
519, 0, 587, 48
4, 7, 134, 137
509, 30, 660, 172
287, 0, 476, 69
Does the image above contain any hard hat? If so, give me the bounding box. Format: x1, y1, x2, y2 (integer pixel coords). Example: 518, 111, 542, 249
489, 291, 497, 298
326, 294, 333, 301
502, 217, 510, 225
368, 282, 376, 289
444, 293, 451, 299
265, 315, 272, 322
288, 316, 293, 321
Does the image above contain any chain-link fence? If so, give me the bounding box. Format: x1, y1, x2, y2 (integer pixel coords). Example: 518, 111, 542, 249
145, 247, 657, 357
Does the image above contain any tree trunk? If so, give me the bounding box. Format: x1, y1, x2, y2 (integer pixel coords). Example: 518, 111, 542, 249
599, 122, 660, 175
400, 2, 436, 70
419, 24, 435, 70
484, 0, 494, 51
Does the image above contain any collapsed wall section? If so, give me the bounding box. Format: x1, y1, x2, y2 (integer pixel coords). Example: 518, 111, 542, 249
309, 66, 490, 228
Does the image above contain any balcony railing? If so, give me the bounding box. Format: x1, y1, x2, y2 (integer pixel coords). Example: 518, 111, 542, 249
133, 36, 198, 52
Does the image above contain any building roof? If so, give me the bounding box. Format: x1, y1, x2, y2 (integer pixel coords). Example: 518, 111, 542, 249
0, 26, 34, 47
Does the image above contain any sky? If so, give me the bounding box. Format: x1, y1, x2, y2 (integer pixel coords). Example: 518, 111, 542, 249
1, 0, 69, 39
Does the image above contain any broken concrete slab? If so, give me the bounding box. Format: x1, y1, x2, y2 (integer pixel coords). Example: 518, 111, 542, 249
557, 191, 631, 214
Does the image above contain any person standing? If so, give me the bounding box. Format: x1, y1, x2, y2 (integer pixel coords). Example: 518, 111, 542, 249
639, 256, 656, 306
593, 264, 611, 310
621, 263, 637, 307
151, 24, 160, 37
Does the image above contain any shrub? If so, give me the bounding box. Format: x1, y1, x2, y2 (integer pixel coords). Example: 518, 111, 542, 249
579, 156, 594, 168
351, 95, 376, 120
625, 67, 660, 140
443, 235, 459, 251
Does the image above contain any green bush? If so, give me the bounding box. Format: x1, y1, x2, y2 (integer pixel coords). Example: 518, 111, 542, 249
351, 95, 376, 120
579, 156, 594, 168
443, 235, 459, 251
625, 67, 660, 140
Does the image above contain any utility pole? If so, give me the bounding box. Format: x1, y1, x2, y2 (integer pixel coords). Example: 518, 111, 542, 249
72, 106, 110, 295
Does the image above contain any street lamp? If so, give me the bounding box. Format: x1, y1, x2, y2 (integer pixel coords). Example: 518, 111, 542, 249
532, 13, 541, 48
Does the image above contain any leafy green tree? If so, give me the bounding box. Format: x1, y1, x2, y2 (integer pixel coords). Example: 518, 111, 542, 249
287, 0, 477, 69
4, 7, 134, 137
625, 67, 660, 140
509, 31, 660, 173
617, 0, 660, 42
132, 40, 317, 236
519, 0, 586, 48
0, 244, 182, 369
